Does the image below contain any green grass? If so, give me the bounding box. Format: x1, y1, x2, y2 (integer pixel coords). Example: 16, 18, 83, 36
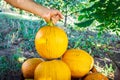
0, 13, 42, 79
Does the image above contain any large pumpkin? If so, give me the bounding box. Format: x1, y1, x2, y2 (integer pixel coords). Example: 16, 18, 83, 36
22, 58, 44, 78
35, 25, 68, 59
83, 72, 109, 80
34, 60, 71, 80
62, 49, 94, 78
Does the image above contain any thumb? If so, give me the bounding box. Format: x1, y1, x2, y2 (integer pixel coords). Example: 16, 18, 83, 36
43, 12, 51, 23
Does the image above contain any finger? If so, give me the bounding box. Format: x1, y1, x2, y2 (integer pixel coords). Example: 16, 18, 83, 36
51, 9, 63, 19
43, 12, 51, 22
57, 11, 63, 19
51, 17, 56, 24
52, 15, 61, 24
51, 16, 58, 24
53, 19, 56, 24
55, 15, 61, 21
45, 18, 50, 23
53, 10, 63, 19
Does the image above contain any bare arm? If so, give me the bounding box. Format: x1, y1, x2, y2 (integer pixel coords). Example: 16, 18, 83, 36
5, 0, 63, 24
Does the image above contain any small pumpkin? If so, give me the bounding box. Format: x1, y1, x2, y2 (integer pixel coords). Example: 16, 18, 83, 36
34, 60, 71, 80
62, 49, 94, 78
83, 72, 109, 80
22, 58, 43, 78
35, 23, 68, 59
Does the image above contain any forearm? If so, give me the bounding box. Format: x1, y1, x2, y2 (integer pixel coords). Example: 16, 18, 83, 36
5, 0, 49, 18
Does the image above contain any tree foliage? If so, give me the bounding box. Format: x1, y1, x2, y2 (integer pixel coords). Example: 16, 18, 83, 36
76, 0, 120, 34
34, 0, 83, 14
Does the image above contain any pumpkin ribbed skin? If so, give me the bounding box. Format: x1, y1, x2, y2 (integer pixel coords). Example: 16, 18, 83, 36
83, 73, 109, 80
34, 60, 71, 80
62, 49, 94, 78
35, 26, 68, 59
22, 58, 43, 78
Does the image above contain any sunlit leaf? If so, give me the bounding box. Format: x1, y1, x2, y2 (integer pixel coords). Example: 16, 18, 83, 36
96, 24, 104, 28
78, 15, 86, 21
75, 19, 94, 27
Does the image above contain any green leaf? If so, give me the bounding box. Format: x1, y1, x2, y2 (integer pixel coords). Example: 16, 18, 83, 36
78, 15, 86, 21
116, 31, 120, 36
96, 24, 106, 32
109, 26, 115, 29
90, 0, 96, 2
96, 24, 104, 28
75, 19, 94, 27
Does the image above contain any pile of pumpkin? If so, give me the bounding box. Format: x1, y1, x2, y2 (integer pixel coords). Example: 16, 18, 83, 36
21, 22, 108, 80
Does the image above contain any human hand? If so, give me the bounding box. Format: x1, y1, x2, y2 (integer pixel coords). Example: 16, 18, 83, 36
42, 9, 63, 24
5, 0, 63, 24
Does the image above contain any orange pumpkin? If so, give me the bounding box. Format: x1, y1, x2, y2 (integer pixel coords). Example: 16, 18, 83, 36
62, 49, 94, 78
22, 58, 44, 78
35, 24, 68, 59
34, 60, 71, 80
83, 72, 109, 80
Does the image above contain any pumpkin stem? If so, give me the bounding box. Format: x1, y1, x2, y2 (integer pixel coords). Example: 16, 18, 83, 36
47, 21, 54, 26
